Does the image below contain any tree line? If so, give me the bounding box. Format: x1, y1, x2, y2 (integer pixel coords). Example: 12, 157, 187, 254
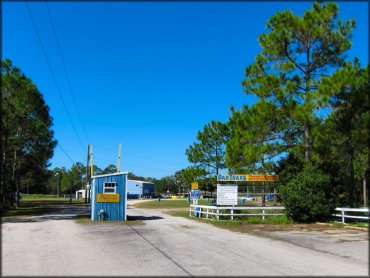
1, 59, 57, 210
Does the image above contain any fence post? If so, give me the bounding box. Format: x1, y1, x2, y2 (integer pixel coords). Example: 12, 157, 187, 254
341, 209, 345, 224
262, 209, 265, 221
206, 208, 209, 219
217, 209, 219, 221
231, 206, 234, 220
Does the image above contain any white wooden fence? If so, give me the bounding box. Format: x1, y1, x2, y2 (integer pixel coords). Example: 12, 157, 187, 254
189, 204, 285, 220
190, 205, 369, 223
332, 207, 369, 224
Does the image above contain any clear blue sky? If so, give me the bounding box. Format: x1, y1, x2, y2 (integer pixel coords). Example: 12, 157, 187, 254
2, 1, 369, 179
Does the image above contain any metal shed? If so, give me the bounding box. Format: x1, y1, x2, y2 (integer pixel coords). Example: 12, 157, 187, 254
90, 172, 128, 221
127, 179, 155, 199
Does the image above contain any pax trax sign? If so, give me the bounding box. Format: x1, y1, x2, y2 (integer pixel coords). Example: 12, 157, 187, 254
217, 174, 279, 182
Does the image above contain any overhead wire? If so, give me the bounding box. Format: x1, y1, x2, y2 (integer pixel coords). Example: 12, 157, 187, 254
57, 142, 75, 164
25, 2, 86, 154
44, 1, 91, 144
27, 2, 190, 173
94, 145, 188, 167
124, 152, 187, 167
93, 156, 173, 173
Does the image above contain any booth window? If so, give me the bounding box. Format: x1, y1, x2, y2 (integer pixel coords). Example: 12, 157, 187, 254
103, 182, 116, 194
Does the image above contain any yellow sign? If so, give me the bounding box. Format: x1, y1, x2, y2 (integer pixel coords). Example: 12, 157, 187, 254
191, 182, 198, 190
97, 194, 120, 203
247, 174, 279, 182
217, 174, 279, 182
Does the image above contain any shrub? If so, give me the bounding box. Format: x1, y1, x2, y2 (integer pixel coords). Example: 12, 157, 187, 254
280, 163, 337, 223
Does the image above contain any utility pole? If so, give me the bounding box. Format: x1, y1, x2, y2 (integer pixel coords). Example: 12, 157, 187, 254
117, 143, 121, 173
11, 130, 19, 207
57, 172, 60, 197
89, 144, 94, 178
11, 148, 17, 207
85, 145, 89, 204
88, 144, 94, 203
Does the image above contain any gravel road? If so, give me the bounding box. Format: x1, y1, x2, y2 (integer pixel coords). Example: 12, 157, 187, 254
2, 200, 368, 276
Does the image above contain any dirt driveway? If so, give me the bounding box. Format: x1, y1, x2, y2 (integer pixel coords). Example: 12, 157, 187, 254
1, 200, 368, 276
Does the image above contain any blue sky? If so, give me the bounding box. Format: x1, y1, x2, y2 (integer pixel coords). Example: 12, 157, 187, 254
2, 1, 369, 179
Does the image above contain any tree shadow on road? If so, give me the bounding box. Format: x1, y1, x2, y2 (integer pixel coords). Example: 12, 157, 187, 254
127, 215, 163, 221
2, 205, 91, 224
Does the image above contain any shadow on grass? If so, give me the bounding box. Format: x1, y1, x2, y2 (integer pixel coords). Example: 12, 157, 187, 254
1, 200, 90, 223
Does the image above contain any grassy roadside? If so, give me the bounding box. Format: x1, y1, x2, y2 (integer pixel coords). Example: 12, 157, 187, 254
1, 194, 87, 221
164, 209, 368, 233
139, 199, 368, 233
133, 199, 211, 209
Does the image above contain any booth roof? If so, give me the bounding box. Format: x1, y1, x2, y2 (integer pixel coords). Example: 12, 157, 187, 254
91, 171, 129, 179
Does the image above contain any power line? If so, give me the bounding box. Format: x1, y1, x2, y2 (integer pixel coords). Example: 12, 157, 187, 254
44, 1, 91, 144
94, 145, 116, 152
94, 145, 188, 167
124, 152, 188, 167
93, 157, 172, 173
57, 142, 75, 164
93, 155, 188, 173
25, 2, 86, 153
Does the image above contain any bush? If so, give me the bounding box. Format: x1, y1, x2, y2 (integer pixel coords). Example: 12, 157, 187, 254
280, 163, 337, 223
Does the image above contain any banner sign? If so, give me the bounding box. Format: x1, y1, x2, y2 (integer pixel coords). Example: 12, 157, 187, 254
217, 184, 238, 205
217, 174, 248, 181
217, 174, 279, 182
97, 194, 120, 203
248, 174, 279, 181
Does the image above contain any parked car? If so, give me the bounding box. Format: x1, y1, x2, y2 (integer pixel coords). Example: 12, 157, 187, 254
160, 194, 172, 199
242, 194, 257, 201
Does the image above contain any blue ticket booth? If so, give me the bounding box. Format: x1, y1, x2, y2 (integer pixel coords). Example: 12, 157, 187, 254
90, 172, 128, 221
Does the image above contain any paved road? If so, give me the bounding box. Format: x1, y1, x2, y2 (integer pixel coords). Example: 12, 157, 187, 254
2, 201, 368, 276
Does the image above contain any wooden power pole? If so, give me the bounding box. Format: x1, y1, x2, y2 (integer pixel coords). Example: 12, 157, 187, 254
117, 143, 122, 173
85, 145, 89, 204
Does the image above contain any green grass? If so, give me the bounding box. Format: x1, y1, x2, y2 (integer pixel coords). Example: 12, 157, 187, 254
1, 205, 59, 219
22, 194, 86, 202
2, 194, 87, 221
330, 222, 369, 229
164, 209, 295, 234
166, 209, 368, 234
133, 199, 212, 209
166, 209, 292, 224
22, 193, 60, 199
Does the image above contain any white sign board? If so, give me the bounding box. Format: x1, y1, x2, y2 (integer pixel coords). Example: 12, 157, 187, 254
217, 184, 238, 206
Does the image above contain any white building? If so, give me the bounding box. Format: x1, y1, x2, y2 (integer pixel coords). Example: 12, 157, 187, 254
75, 189, 87, 199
